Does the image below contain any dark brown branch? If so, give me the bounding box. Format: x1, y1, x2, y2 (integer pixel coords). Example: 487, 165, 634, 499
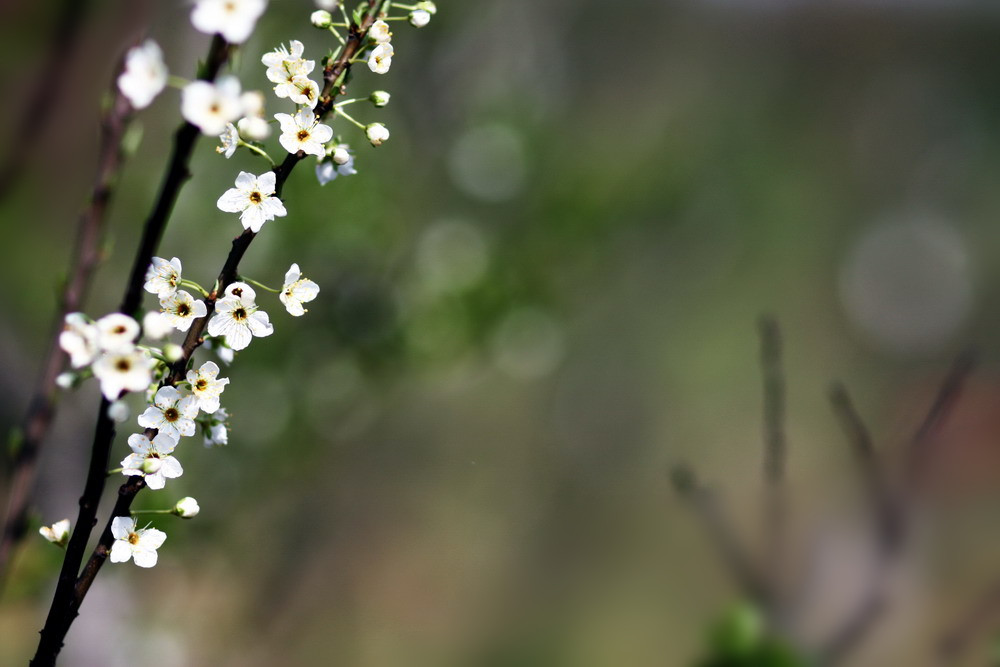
0, 83, 133, 590
31, 34, 233, 667
671, 465, 770, 604
0, 0, 92, 203
36, 3, 390, 662
758, 316, 787, 609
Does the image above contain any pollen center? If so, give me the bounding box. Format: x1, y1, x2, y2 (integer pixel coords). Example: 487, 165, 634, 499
249, 191, 262, 204
196, 379, 208, 390
115, 359, 131, 371
297, 130, 310, 141
128, 533, 140, 545
177, 303, 191, 316
164, 408, 179, 422
113, 325, 126, 334
233, 308, 248, 321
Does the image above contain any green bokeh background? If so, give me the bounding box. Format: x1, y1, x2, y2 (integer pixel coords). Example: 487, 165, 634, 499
4, 0, 1000, 664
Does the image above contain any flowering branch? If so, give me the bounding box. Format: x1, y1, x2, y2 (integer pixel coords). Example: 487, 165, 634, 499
31, 35, 232, 667
0, 74, 134, 589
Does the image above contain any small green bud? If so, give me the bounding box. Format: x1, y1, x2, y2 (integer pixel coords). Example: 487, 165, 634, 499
369, 90, 391, 107
164, 343, 184, 362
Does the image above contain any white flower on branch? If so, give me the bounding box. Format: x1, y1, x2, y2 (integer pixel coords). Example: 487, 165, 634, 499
174, 497, 200, 518
159, 290, 207, 332
121, 432, 183, 490
109, 516, 166, 568
275, 109, 333, 157
39, 519, 70, 547
263, 41, 316, 102
316, 151, 357, 185
224, 281, 256, 301
182, 76, 243, 136
186, 360, 230, 413
409, 10, 431, 27
191, 0, 266, 44
370, 20, 392, 44
207, 283, 273, 350
92, 348, 154, 400
142, 311, 173, 340
237, 91, 271, 140
289, 77, 320, 109
95, 313, 140, 352
138, 386, 199, 440
204, 407, 229, 447
280, 263, 320, 316
117, 40, 167, 109
216, 122, 239, 158
216, 171, 287, 233
59, 313, 99, 368
368, 43, 393, 74
366, 122, 389, 146
144, 256, 182, 298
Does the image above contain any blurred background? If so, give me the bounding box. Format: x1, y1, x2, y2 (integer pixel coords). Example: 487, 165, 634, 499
3, 0, 1000, 664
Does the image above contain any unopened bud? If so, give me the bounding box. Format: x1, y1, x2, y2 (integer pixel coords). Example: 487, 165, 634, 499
332, 146, 351, 165
369, 90, 391, 107
164, 343, 184, 362
56, 372, 75, 390
415, 1, 437, 13
409, 9, 431, 27
173, 496, 200, 518
107, 400, 130, 423
311, 10, 332, 28
365, 122, 389, 147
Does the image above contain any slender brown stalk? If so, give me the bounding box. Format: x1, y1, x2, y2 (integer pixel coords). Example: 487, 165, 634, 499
34, 3, 390, 661
31, 34, 232, 667
0, 82, 133, 590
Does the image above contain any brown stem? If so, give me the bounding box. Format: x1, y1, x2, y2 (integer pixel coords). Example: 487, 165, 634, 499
0, 84, 133, 590
31, 34, 232, 667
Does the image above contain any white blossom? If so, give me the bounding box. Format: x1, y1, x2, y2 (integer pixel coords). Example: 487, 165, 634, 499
275, 109, 333, 157
288, 77, 320, 109
174, 497, 200, 518
186, 360, 229, 413
365, 122, 389, 146
109, 516, 166, 568
182, 76, 243, 136
92, 349, 154, 400
39, 519, 70, 547
262, 41, 315, 101
159, 290, 208, 332
224, 281, 256, 301
409, 9, 431, 27
142, 311, 174, 340
216, 171, 287, 233
237, 91, 270, 140
191, 0, 266, 44
280, 263, 320, 316
206, 285, 273, 351
121, 432, 183, 490
204, 407, 229, 446
144, 256, 182, 298
117, 40, 167, 109
95, 313, 140, 352
216, 122, 239, 158
107, 400, 130, 423
59, 313, 99, 368
370, 20, 392, 44
138, 386, 199, 440
368, 42, 393, 74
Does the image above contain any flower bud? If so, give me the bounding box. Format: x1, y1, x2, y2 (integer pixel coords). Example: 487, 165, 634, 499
315, 0, 340, 8
56, 372, 76, 390
311, 10, 332, 28
365, 122, 389, 147
39, 519, 71, 547
142, 457, 163, 475
332, 146, 351, 165
409, 9, 431, 27
107, 400, 130, 423
164, 343, 184, 362
415, 1, 437, 13
174, 497, 200, 519
143, 310, 173, 340
369, 90, 391, 107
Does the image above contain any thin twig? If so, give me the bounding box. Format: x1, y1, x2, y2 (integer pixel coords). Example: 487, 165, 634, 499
759, 316, 787, 610
671, 464, 770, 604
0, 0, 92, 203
0, 79, 134, 591
31, 34, 232, 667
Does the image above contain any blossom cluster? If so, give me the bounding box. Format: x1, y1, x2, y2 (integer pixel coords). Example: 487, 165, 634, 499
44, 0, 434, 571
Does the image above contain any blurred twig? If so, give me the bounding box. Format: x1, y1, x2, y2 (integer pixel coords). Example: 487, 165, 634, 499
0, 0, 92, 203
0, 70, 134, 592
759, 316, 787, 611
671, 465, 770, 604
